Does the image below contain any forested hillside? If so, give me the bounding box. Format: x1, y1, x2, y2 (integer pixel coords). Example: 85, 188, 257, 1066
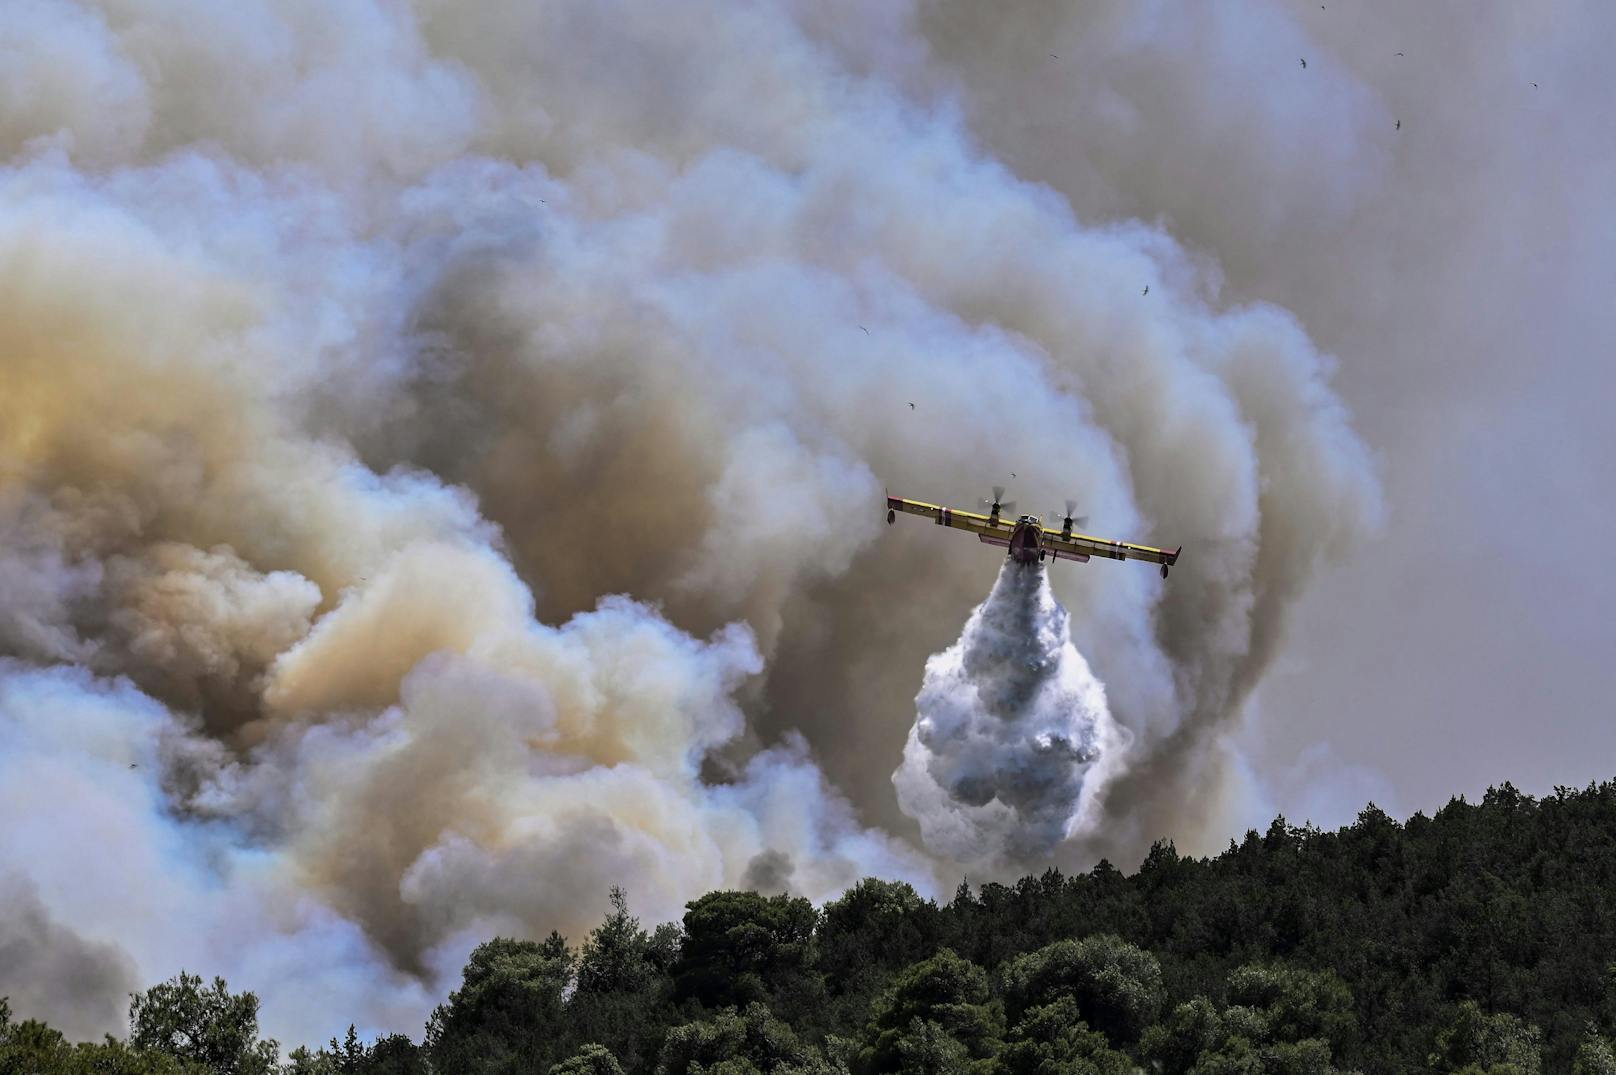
7, 781, 1616, 1075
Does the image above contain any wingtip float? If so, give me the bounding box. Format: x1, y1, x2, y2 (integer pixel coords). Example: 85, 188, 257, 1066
885, 490, 1181, 579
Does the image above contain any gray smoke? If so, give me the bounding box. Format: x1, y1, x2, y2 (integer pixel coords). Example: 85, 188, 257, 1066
0, 0, 1412, 1048
895, 561, 1126, 867
741, 850, 796, 896
0, 873, 140, 1042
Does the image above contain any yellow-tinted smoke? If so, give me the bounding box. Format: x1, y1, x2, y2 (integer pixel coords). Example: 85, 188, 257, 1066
0, 0, 1387, 1047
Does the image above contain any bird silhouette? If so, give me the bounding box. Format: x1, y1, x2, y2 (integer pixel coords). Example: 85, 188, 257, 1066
1395, 120, 1401, 131
1532, 82, 1538, 89
859, 325, 869, 334
1142, 285, 1149, 296
1300, 58, 1307, 69
1395, 52, 1405, 57
907, 402, 915, 410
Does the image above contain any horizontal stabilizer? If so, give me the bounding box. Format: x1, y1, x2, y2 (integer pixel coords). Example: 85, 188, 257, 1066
978, 535, 1011, 548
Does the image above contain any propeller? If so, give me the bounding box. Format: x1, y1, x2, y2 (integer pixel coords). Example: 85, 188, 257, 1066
982, 486, 1017, 516
1046, 499, 1088, 532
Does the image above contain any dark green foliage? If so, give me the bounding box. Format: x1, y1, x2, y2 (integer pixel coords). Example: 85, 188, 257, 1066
0, 997, 207, 1074
425, 935, 574, 1074
654, 1003, 829, 1075
885, 1019, 973, 1075
283, 1045, 338, 1074
1428, 1000, 1542, 1074
274, 1030, 429, 1075
934, 782, 1616, 1071
13, 778, 1616, 1075
1141, 964, 1357, 1074
1224, 964, 1356, 1055
815, 879, 944, 1044
675, 891, 822, 1021
860, 949, 1002, 1073
998, 934, 1163, 1045
1575, 1027, 1616, 1075
552, 1043, 628, 1075
570, 889, 680, 1072
819, 879, 942, 992
362, 1034, 428, 1075
128, 972, 280, 1075
0, 1003, 74, 1075
993, 996, 1134, 1075
281, 1026, 428, 1075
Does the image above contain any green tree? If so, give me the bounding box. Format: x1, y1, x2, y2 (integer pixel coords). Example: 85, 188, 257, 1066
1141, 965, 1358, 1075
425, 936, 574, 1075
861, 949, 1002, 1074
579, 888, 658, 995
993, 995, 1134, 1075
551, 1042, 628, 1075
362, 1033, 429, 1075
0, 997, 207, 1075
819, 880, 941, 992
0, 1000, 74, 1075
675, 891, 821, 1017
1225, 965, 1357, 1056
128, 972, 279, 1075
655, 1003, 830, 1075
889, 1019, 973, 1075
1575, 1026, 1616, 1075
74, 1038, 209, 1075
1428, 1001, 1542, 1075
283, 1045, 338, 1074
999, 935, 1163, 1046
569, 889, 678, 1071
814, 879, 943, 1045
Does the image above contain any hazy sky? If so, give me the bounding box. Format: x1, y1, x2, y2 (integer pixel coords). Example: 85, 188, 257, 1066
1198, 5, 1616, 824
920, 0, 1616, 825
0, 0, 1610, 1048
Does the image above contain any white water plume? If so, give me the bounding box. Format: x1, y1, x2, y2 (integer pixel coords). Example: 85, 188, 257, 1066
895, 561, 1127, 868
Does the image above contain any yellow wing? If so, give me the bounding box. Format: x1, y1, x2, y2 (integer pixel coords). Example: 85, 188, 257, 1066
886, 492, 1182, 576
1042, 529, 1180, 568
886, 494, 1014, 537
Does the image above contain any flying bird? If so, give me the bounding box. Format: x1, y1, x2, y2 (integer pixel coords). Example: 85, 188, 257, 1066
1142, 285, 1149, 296
859, 325, 869, 334
1300, 58, 1307, 69
1396, 120, 1401, 131
907, 402, 915, 410
1395, 52, 1404, 57
1532, 82, 1538, 89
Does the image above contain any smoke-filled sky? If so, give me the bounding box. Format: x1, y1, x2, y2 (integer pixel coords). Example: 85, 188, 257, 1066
1, 0, 1611, 1051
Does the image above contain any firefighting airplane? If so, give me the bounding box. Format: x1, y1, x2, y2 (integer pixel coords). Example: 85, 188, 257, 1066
886, 487, 1181, 578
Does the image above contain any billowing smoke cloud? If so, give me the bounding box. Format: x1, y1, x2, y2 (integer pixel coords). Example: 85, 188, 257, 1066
0, 872, 140, 1043
895, 561, 1126, 866
0, 0, 1397, 1048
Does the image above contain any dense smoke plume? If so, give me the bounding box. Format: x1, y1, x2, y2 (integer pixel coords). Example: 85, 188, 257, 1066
896, 562, 1124, 866
0, 0, 1431, 1048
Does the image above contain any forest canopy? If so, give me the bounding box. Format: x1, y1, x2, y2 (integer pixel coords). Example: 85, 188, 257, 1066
6, 780, 1616, 1075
